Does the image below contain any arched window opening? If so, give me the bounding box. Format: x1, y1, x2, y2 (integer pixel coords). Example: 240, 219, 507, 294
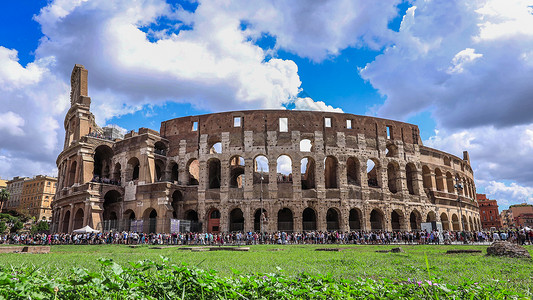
391, 210, 402, 231
301, 157, 316, 189
300, 139, 312, 152
62, 210, 70, 233
103, 190, 122, 231
171, 190, 183, 218
324, 156, 338, 189
302, 208, 317, 231
426, 211, 436, 222
207, 209, 221, 233
143, 208, 157, 233
254, 155, 269, 184
229, 208, 244, 232
154, 141, 167, 156
73, 208, 84, 230
187, 159, 199, 185
185, 210, 199, 222
277, 155, 292, 183
326, 208, 340, 231
347, 157, 360, 186
208, 158, 221, 189
386, 143, 398, 157
127, 157, 140, 181
440, 213, 449, 230
406, 163, 417, 195
230, 156, 245, 188
210, 142, 222, 154
370, 209, 383, 230
422, 166, 432, 190
410, 211, 420, 231
387, 162, 400, 194
446, 172, 454, 193
170, 163, 179, 183
348, 209, 361, 230
254, 208, 267, 232
277, 208, 293, 232
367, 159, 380, 188
435, 168, 444, 191
443, 156, 451, 166
93, 145, 113, 180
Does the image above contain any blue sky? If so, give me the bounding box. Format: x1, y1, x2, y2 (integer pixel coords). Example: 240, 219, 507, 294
1, 0, 533, 209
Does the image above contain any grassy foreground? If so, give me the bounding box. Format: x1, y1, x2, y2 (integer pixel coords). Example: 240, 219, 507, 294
0, 244, 531, 298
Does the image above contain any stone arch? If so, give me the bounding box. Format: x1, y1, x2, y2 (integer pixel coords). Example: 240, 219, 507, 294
434, 168, 444, 191
387, 161, 400, 194
127, 157, 140, 181
446, 172, 454, 193
422, 165, 432, 190
426, 211, 437, 222
326, 208, 340, 231
154, 141, 167, 155
253, 155, 269, 184
405, 163, 418, 195
301, 157, 316, 189
469, 216, 474, 231
440, 212, 449, 230
349, 208, 362, 230
300, 139, 313, 152
73, 208, 84, 230
207, 208, 221, 233
229, 156, 245, 188
302, 207, 317, 231
62, 210, 70, 233
209, 141, 222, 154
462, 214, 469, 230
277, 155, 293, 183
391, 209, 404, 231
324, 156, 338, 189
185, 210, 199, 222
367, 159, 380, 188
93, 145, 113, 179
370, 208, 385, 230
103, 190, 121, 231
254, 208, 267, 232
410, 210, 422, 231
386, 143, 398, 157
229, 208, 244, 232
207, 158, 221, 189
142, 208, 157, 233
277, 208, 293, 232
187, 158, 199, 185
123, 209, 136, 231
451, 214, 460, 231
346, 157, 360, 186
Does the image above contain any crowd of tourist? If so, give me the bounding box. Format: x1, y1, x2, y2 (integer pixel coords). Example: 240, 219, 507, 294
1, 228, 531, 246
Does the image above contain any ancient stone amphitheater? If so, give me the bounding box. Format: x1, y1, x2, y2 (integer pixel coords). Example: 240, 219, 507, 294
51, 65, 480, 233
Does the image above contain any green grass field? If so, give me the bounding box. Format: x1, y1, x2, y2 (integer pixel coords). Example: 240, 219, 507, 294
1, 244, 532, 295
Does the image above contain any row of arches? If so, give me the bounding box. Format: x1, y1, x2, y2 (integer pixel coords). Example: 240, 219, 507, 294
422, 166, 476, 198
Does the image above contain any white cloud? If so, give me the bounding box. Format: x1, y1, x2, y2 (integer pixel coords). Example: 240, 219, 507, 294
293, 97, 343, 113
0, 112, 25, 136
482, 180, 533, 207
447, 48, 483, 74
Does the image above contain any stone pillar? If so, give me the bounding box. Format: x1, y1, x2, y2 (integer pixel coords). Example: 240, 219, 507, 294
83, 198, 91, 227
68, 203, 75, 233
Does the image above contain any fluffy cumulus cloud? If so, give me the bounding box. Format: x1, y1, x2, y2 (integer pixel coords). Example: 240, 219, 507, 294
293, 97, 343, 113
0, 0, 395, 178
360, 0, 533, 207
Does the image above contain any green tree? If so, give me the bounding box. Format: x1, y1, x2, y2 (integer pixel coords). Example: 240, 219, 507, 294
0, 188, 9, 212
10, 220, 23, 233
31, 221, 49, 233
0, 221, 6, 233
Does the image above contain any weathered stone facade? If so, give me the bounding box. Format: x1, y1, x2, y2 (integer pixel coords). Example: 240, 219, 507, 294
51, 65, 480, 233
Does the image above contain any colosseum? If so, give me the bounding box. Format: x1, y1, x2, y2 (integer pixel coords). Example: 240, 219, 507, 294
51, 64, 481, 234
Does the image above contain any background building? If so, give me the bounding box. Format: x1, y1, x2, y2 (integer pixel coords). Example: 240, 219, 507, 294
476, 194, 502, 229
0, 178, 6, 190
51, 65, 480, 234
500, 209, 512, 228
5, 177, 30, 212
20, 175, 57, 220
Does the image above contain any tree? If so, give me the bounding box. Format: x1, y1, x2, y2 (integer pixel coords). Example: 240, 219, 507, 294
31, 221, 49, 233
10, 220, 23, 233
0, 221, 6, 233
0, 188, 9, 212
